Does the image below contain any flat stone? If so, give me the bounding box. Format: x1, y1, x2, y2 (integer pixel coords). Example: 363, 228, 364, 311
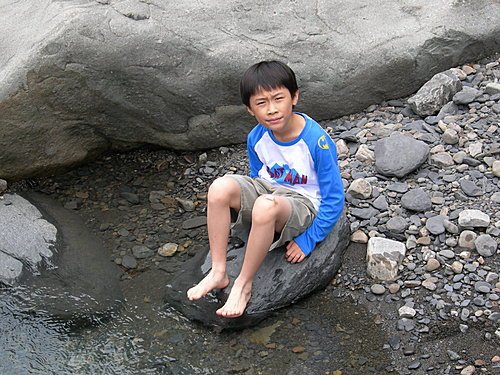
460, 179, 483, 197
351, 207, 379, 220
485, 82, 500, 95
351, 229, 368, 243
474, 281, 492, 294
453, 86, 481, 105
401, 188, 432, 212
158, 243, 179, 257
132, 245, 154, 259
458, 210, 490, 228
430, 152, 454, 168
182, 216, 208, 229
372, 195, 389, 211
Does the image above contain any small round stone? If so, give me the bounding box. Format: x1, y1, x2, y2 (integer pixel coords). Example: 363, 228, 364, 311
371, 284, 386, 295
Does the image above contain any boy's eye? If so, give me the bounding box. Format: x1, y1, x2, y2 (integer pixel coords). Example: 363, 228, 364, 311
256, 101, 265, 106
275, 97, 284, 101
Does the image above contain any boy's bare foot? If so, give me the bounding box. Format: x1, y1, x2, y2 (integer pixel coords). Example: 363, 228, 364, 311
187, 270, 229, 301
216, 280, 252, 318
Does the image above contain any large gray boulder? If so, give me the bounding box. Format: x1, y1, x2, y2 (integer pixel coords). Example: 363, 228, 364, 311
0, 193, 123, 323
165, 212, 350, 329
1, 0, 499, 180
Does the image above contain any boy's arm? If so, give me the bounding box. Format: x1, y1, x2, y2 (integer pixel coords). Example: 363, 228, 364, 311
294, 140, 345, 256
247, 133, 263, 178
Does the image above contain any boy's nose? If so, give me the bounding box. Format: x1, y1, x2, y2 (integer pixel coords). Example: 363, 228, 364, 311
267, 103, 277, 114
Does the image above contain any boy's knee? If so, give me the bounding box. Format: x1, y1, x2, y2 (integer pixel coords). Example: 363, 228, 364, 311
252, 195, 278, 222
208, 177, 239, 203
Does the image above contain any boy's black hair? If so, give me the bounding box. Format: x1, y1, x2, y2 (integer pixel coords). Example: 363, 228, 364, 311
240, 60, 298, 107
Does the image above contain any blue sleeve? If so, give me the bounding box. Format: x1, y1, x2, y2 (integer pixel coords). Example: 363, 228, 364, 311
247, 127, 264, 178
294, 136, 345, 256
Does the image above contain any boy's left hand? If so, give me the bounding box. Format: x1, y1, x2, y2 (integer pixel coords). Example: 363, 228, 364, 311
285, 240, 306, 263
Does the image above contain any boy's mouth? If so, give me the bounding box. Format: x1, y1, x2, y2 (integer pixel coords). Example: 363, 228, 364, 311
267, 117, 283, 124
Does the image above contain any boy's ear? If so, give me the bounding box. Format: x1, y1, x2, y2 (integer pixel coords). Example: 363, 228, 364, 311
292, 90, 300, 106
246, 106, 255, 117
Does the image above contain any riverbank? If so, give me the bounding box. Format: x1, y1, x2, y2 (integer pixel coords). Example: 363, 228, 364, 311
8, 55, 500, 374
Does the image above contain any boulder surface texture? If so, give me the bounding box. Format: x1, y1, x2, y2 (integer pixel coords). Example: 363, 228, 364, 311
0, 192, 123, 323
166, 212, 350, 329
1, 0, 499, 180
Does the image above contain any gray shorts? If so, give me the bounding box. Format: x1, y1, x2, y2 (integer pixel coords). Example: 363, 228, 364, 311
226, 175, 317, 251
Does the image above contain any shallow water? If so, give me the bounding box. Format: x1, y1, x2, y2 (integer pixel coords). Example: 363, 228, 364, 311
0, 286, 211, 375
1, 277, 394, 375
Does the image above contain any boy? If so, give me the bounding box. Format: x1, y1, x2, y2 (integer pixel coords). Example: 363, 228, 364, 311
187, 60, 344, 318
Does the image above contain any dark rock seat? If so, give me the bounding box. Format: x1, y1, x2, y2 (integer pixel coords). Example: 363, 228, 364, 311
165, 212, 350, 329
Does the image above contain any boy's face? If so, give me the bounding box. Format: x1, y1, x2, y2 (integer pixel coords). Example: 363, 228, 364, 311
246, 86, 299, 135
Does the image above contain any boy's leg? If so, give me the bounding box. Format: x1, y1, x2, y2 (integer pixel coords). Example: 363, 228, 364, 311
187, 176, 241, 300
216, 194, 291, 317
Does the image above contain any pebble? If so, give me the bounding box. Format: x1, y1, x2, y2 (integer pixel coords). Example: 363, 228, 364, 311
371, 284, 386, 295
474, 234, 497, 257
425, 258, 440, 272
158, 243, 178, 257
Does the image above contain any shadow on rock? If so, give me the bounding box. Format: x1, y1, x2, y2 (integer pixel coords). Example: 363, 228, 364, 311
165, 212, 350, 330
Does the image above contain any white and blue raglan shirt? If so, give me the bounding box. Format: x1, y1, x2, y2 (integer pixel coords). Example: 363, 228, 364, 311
247, 112, 345, 256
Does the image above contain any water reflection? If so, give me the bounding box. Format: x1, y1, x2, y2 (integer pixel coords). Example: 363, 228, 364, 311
0, 287, 208, 375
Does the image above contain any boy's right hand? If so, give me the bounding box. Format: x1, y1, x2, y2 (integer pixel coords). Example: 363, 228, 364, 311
285, 240, 306, 263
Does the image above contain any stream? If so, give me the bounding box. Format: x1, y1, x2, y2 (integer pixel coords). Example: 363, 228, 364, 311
0, 266, 393, 375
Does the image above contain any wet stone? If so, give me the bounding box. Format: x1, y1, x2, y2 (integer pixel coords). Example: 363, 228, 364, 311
121, 254, 138, 269
397, 318, 416, 331
407, 360, 421, 370
132, 245, 154, 259
387, 182, 409, 193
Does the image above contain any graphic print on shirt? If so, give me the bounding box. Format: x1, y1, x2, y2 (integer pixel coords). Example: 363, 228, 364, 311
266, 163, 308, 186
